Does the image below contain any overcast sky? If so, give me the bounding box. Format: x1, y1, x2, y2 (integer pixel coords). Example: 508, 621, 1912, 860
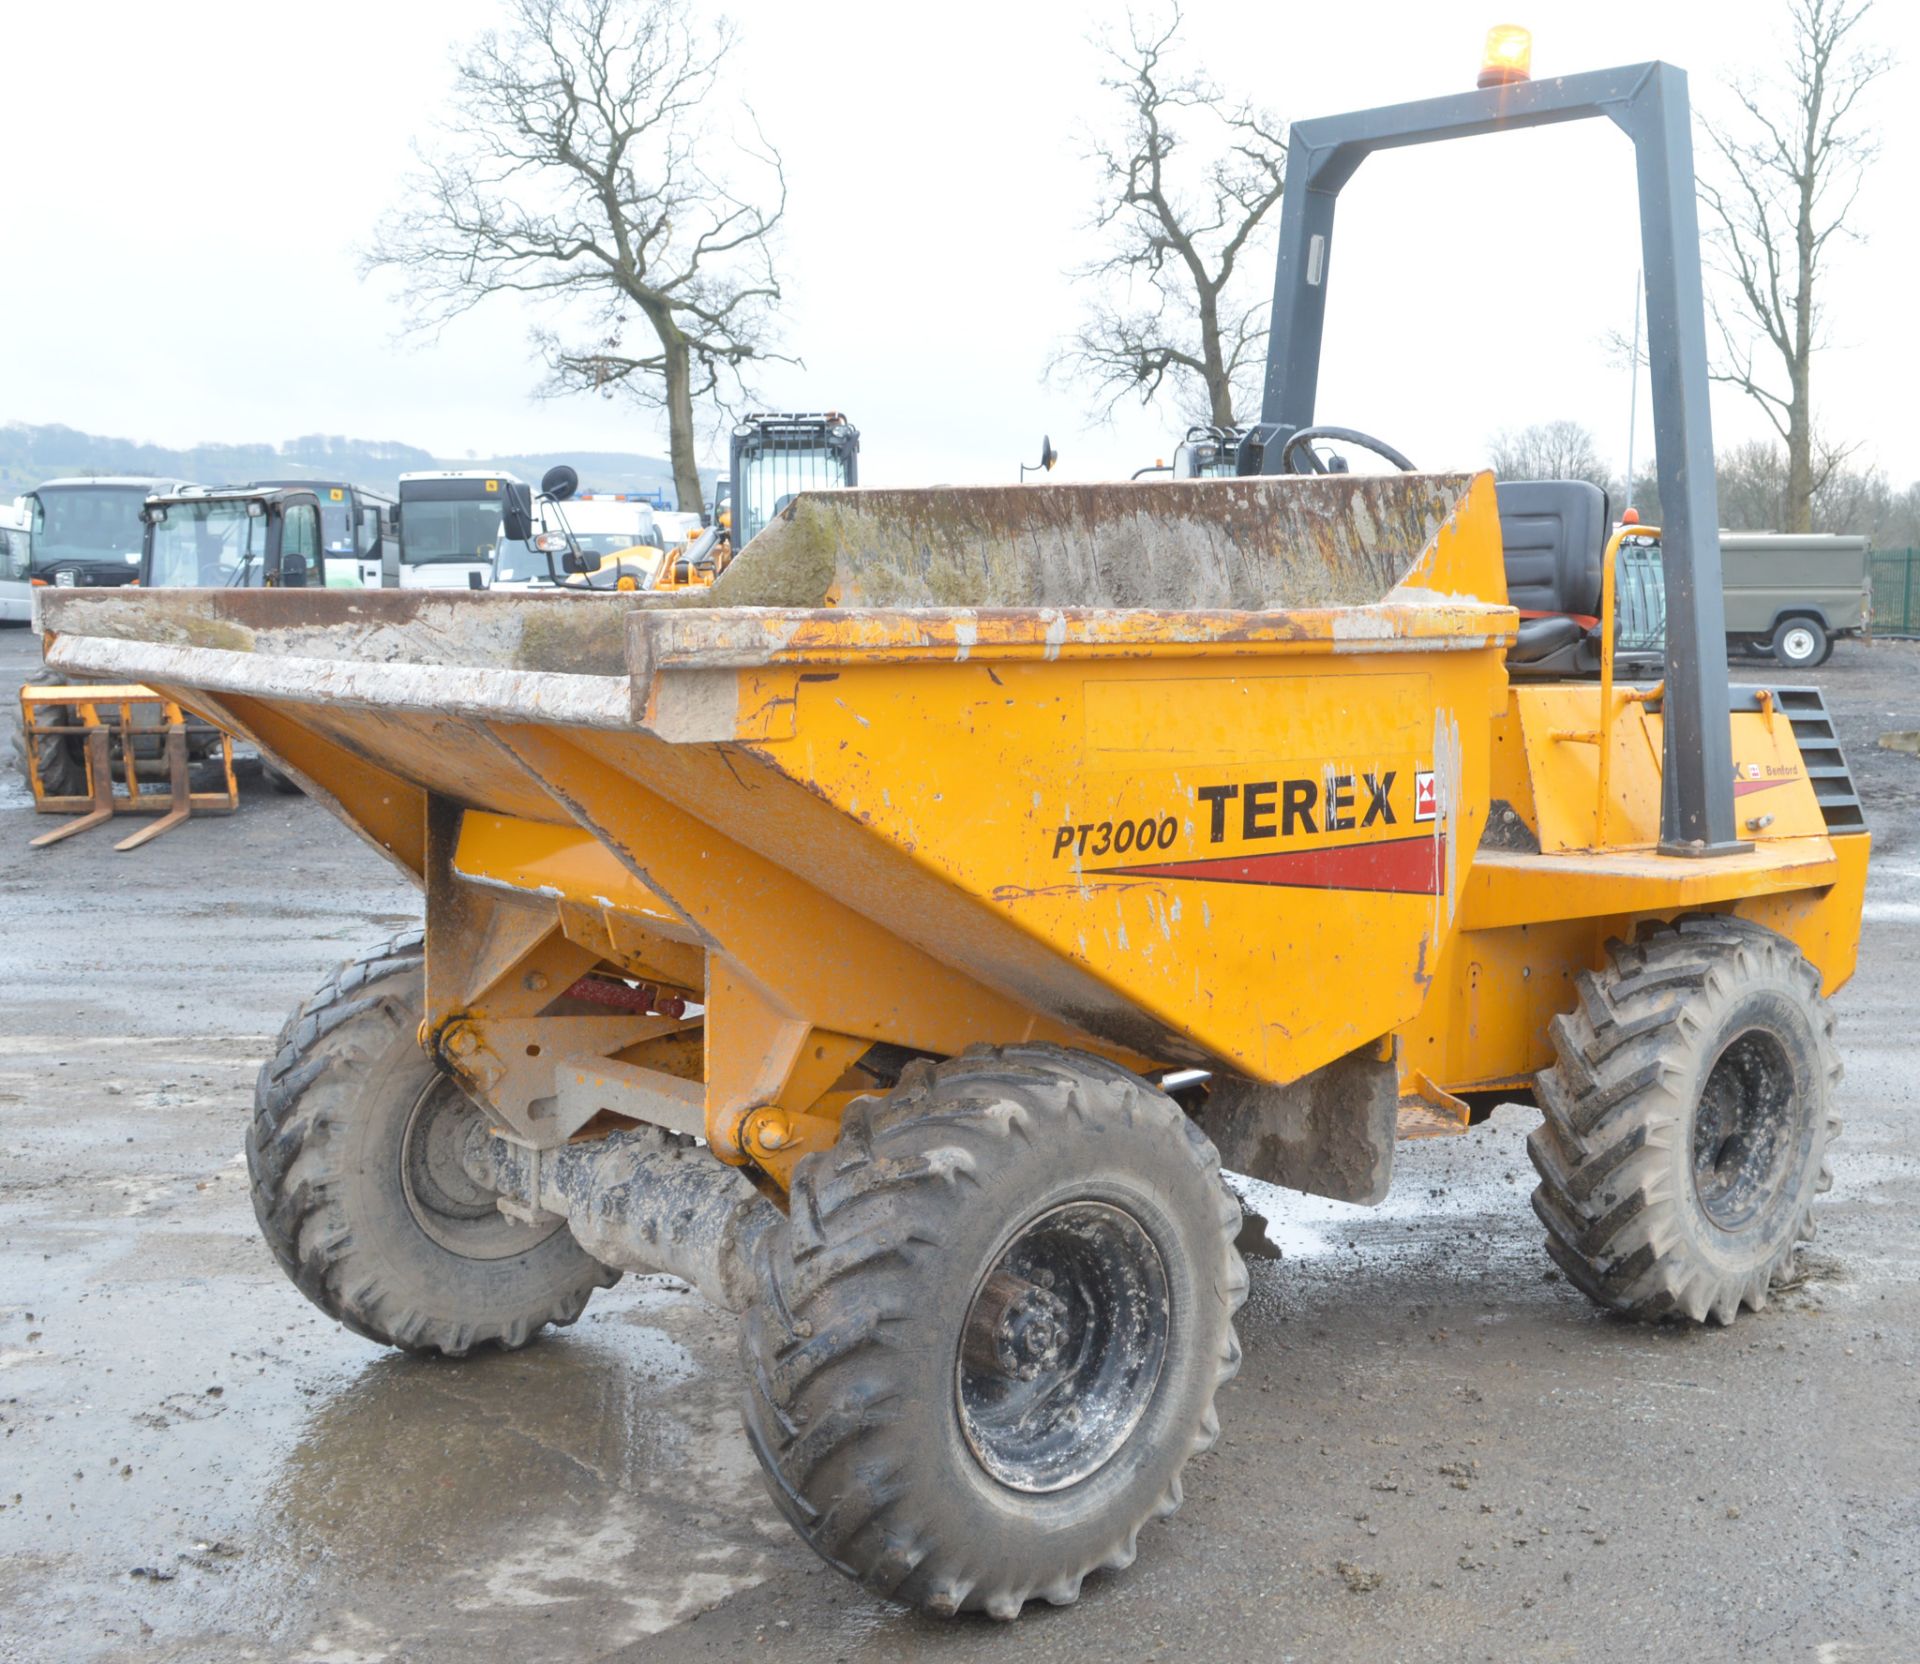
4, 0, 1914, 488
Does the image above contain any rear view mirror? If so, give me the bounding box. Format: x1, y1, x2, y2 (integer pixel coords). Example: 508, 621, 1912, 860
540, 465, 580, 502
501, 482, 534, 542
562, 547, 604, 575
1020, 436, 1060, 481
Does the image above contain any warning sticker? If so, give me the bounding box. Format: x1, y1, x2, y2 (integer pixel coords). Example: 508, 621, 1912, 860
1414, 770, 1437, 823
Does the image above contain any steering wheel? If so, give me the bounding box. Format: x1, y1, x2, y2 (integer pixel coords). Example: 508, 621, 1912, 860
1279, 426, 1418, 475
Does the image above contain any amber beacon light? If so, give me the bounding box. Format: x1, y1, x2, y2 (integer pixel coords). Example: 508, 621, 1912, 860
1477, 24, 1533, 88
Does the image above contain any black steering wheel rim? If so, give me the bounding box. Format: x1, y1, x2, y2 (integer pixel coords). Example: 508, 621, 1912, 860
1279, 426, 1418, 475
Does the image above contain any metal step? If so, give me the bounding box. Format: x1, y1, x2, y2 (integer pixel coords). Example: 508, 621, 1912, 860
1772, 685, 1868, 834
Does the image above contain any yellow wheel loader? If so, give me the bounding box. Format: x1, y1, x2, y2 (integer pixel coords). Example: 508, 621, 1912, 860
39, 42, 1868, 1619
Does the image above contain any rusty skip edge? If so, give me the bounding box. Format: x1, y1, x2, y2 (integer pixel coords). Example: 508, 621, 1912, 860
43, 631, 635, 730
624, 600, 1518, 731
629, 600, 1518, 668
41, 597, 1515, 740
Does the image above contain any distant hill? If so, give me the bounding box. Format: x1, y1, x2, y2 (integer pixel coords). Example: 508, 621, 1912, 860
0, 422, 718, 506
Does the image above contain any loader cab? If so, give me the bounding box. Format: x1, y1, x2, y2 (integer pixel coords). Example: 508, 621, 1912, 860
728, 413, 859, 552
139, 487, 328, 590
248, 479, 397, 587
1171, 426, 1245, 480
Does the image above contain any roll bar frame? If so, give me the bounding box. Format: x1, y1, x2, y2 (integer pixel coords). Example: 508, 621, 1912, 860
1242, 62, 1741, 853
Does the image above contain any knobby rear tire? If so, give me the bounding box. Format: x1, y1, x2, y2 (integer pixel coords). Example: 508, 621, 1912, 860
1529, 915, 1841, 1325
5, 673, 87, 798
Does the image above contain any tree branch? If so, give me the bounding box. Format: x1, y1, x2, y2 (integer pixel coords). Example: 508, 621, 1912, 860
365, 0, 787, 513
1054, 5, 1286, 429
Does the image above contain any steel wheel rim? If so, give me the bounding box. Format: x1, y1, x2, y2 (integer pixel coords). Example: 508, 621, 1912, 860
400, 1075, 561, 1259
954, 1200, 1170, 1493
1692, 1026, 1800, 1230
1781, 626, 1816, 662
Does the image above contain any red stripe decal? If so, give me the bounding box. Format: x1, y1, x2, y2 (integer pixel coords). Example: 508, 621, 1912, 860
1733, 776, 1794, 797
1096, 833, 1446, 896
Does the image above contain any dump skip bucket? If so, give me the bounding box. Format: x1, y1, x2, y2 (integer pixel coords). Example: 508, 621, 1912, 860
41, 474, 1514, 1093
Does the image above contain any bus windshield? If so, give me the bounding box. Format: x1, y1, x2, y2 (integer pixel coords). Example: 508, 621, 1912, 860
402, 500, 509, 565
401, 476, 534, 569
146, 500, 272, 588
29, 485, 151, 572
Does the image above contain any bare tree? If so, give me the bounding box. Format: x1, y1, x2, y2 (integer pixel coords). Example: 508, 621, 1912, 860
1699, 0, 1890, 533
1054, 7, 1287, 429
1713, 438, 1796, 531
1487, 420, 1615, 493
368, 0, 787, 516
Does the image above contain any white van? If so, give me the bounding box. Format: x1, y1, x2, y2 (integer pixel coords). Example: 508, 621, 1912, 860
654, 510, 702, 546
491, 493, 664, 592
542, 494, 660, 560
0, 503, 30, 624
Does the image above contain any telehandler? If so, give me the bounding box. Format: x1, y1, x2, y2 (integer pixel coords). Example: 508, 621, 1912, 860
39, 39, 1868, 1619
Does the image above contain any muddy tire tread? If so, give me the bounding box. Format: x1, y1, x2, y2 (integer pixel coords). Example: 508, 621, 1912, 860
247, 929, 616, 1355
1529, 915, 1841, 1325
5, 672, 87, 798
742, 1043, 1247, 1617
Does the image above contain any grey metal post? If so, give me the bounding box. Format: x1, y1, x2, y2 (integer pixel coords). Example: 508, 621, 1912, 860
1624, 270, 1642, 515
1259, 164, 1342, 436
1245, 61, 1743, 853
1615, 67, 1739, 850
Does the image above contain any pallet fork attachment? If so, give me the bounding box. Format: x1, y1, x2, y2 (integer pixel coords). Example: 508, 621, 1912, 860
20, 684, 237, 850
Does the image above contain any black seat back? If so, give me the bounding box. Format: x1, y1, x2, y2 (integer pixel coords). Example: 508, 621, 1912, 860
1497, 480, 1607, 618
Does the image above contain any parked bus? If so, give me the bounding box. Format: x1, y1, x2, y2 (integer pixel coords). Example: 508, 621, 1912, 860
249, 479, 396, 588
394, 470, 531, 589
23, 475, 197, 589
0, 504, 30, 624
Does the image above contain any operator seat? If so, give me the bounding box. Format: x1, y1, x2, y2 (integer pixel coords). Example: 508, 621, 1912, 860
1498, 479, 1607, 678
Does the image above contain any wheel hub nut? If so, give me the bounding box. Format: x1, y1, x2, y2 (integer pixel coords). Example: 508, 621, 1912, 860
965, 1270, 1070, 1381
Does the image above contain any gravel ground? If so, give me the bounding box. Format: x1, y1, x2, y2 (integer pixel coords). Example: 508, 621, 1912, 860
1, 624, 1917, 1664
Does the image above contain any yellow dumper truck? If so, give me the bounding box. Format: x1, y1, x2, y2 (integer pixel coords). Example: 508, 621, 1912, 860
37, 44, 1869, 1619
